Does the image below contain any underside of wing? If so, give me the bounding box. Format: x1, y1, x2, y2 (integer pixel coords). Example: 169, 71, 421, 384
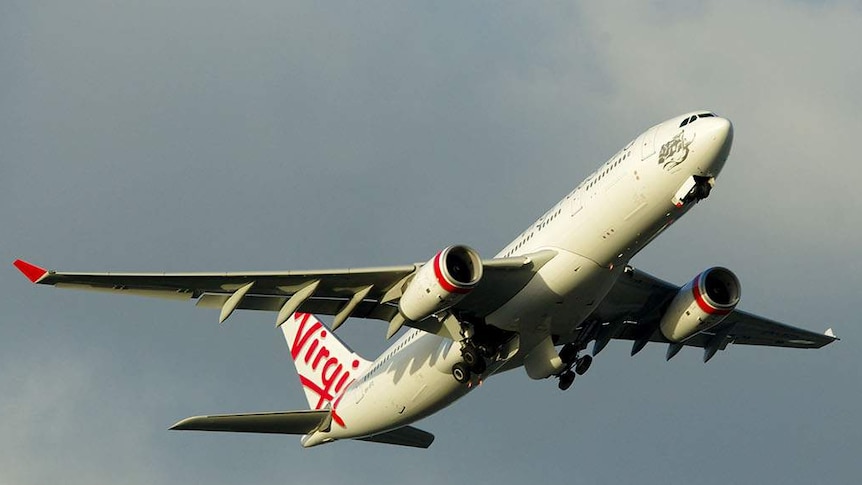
557, 265, 837, 361
13, 250, 557, 338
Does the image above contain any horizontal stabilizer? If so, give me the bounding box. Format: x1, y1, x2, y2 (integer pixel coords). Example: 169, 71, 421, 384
170, 410, 330, 434
358, 425, 435, 449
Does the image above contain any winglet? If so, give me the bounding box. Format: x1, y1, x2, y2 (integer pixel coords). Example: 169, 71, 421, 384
13, 259, 49, 283
825, 328, 837, 339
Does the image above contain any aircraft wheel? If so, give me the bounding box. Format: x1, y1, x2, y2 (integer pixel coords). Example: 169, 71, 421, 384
575, 355, 593, 375
461, 345, 479, 366
461, 346, 486, 374
452, 363, 471, 383
688, 182, 711, 201
559, 343, 579, 365
558, 370, 576, 391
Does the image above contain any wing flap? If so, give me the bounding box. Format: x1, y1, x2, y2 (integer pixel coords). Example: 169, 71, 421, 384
195, 294, 399, 322
170, 410, 330, 434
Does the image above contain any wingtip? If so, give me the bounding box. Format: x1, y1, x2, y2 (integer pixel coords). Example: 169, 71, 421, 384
13, 259, 49, 283
168, 415, 201, 430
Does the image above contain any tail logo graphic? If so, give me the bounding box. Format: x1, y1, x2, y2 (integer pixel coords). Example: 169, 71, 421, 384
283, 313, 368, 426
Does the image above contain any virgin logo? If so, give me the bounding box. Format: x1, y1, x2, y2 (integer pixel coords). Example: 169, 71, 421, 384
290, 313, 360, 411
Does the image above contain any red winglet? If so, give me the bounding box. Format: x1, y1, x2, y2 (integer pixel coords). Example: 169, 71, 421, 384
13, 259, 49, 283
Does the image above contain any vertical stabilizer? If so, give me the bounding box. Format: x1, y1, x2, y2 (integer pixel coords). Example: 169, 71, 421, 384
280, 313, 372, 410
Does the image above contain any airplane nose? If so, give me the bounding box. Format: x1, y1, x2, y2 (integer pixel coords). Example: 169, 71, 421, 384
702, 117, 733, 171
711, 117, 733, 158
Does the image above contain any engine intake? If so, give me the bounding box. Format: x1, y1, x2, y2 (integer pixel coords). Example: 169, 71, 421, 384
659, 267, 740, 342
399, 245, 483, 322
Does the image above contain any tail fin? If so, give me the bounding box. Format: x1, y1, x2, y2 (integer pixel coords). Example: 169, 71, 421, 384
280, 312, 372, 410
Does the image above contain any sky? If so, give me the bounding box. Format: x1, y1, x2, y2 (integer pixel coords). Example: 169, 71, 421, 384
1, 1, 860, 484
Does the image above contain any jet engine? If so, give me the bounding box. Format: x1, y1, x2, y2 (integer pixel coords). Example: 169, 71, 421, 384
398, 245, 483, 322
659, 267, 740, 342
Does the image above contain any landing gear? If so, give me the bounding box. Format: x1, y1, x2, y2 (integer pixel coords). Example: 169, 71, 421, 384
452, 343, 487, 384
558, 370, 576, 391
559, 343, 579, 364
557, 343, 593, 390
461, 345, 486, 374
454, 317, 508, 379
575, 355, 592, 375
684, 176, 713, 203
452, 363, 470, 383
690, 183, 711, 200
447, 314, 517, 385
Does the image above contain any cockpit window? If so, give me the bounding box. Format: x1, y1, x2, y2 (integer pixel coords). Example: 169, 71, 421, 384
679, 112, 717, 127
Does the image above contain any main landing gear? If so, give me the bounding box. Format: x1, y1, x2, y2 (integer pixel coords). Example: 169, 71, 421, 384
452, 341, 490, 384
557, 343, 593, 391
451, 319, 505, 384
452, 362, 470, 383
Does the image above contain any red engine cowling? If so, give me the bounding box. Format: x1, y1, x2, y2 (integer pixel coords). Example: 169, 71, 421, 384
398, 245, 483, 322
659, 267, 741, 342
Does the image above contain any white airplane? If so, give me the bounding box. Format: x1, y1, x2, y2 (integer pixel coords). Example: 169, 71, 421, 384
14, 110, 837, 449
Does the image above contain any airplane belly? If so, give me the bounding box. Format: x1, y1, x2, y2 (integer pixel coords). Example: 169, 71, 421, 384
325, 335, 473, 441
486, 249, 620, 334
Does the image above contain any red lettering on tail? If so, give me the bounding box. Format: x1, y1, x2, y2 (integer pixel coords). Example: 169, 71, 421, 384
288, 313, 358, 425
290, 313, 322, 360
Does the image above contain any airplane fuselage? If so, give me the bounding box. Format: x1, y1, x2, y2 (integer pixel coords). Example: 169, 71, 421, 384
296, 112, 733, 446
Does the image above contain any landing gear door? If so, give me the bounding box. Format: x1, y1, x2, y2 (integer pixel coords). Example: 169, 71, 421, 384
640, 124, 659, 161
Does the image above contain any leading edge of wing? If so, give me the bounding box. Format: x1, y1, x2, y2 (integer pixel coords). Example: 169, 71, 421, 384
14, 261, 417, 283
11, 258, 416, 298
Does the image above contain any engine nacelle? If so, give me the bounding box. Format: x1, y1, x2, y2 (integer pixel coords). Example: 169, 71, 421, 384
398, 245, 483, 322
659, 267, 741, 342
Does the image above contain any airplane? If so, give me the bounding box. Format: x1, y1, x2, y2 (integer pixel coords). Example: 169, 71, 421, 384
14, 110, 837, 449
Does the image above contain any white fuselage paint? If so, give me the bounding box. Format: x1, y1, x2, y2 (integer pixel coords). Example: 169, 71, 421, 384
303, 111, 734, 446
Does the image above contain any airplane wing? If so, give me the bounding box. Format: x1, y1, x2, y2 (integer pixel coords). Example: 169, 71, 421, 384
573, 265, 838, 361
12, 251, 556, 335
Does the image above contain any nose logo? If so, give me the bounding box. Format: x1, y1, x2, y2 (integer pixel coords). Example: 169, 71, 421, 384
658, 131, 695, 172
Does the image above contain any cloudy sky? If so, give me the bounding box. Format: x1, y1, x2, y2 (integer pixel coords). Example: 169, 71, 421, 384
2, 1, 860, 484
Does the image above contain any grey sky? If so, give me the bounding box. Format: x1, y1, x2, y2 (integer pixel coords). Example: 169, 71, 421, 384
2, 1, 860, 484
